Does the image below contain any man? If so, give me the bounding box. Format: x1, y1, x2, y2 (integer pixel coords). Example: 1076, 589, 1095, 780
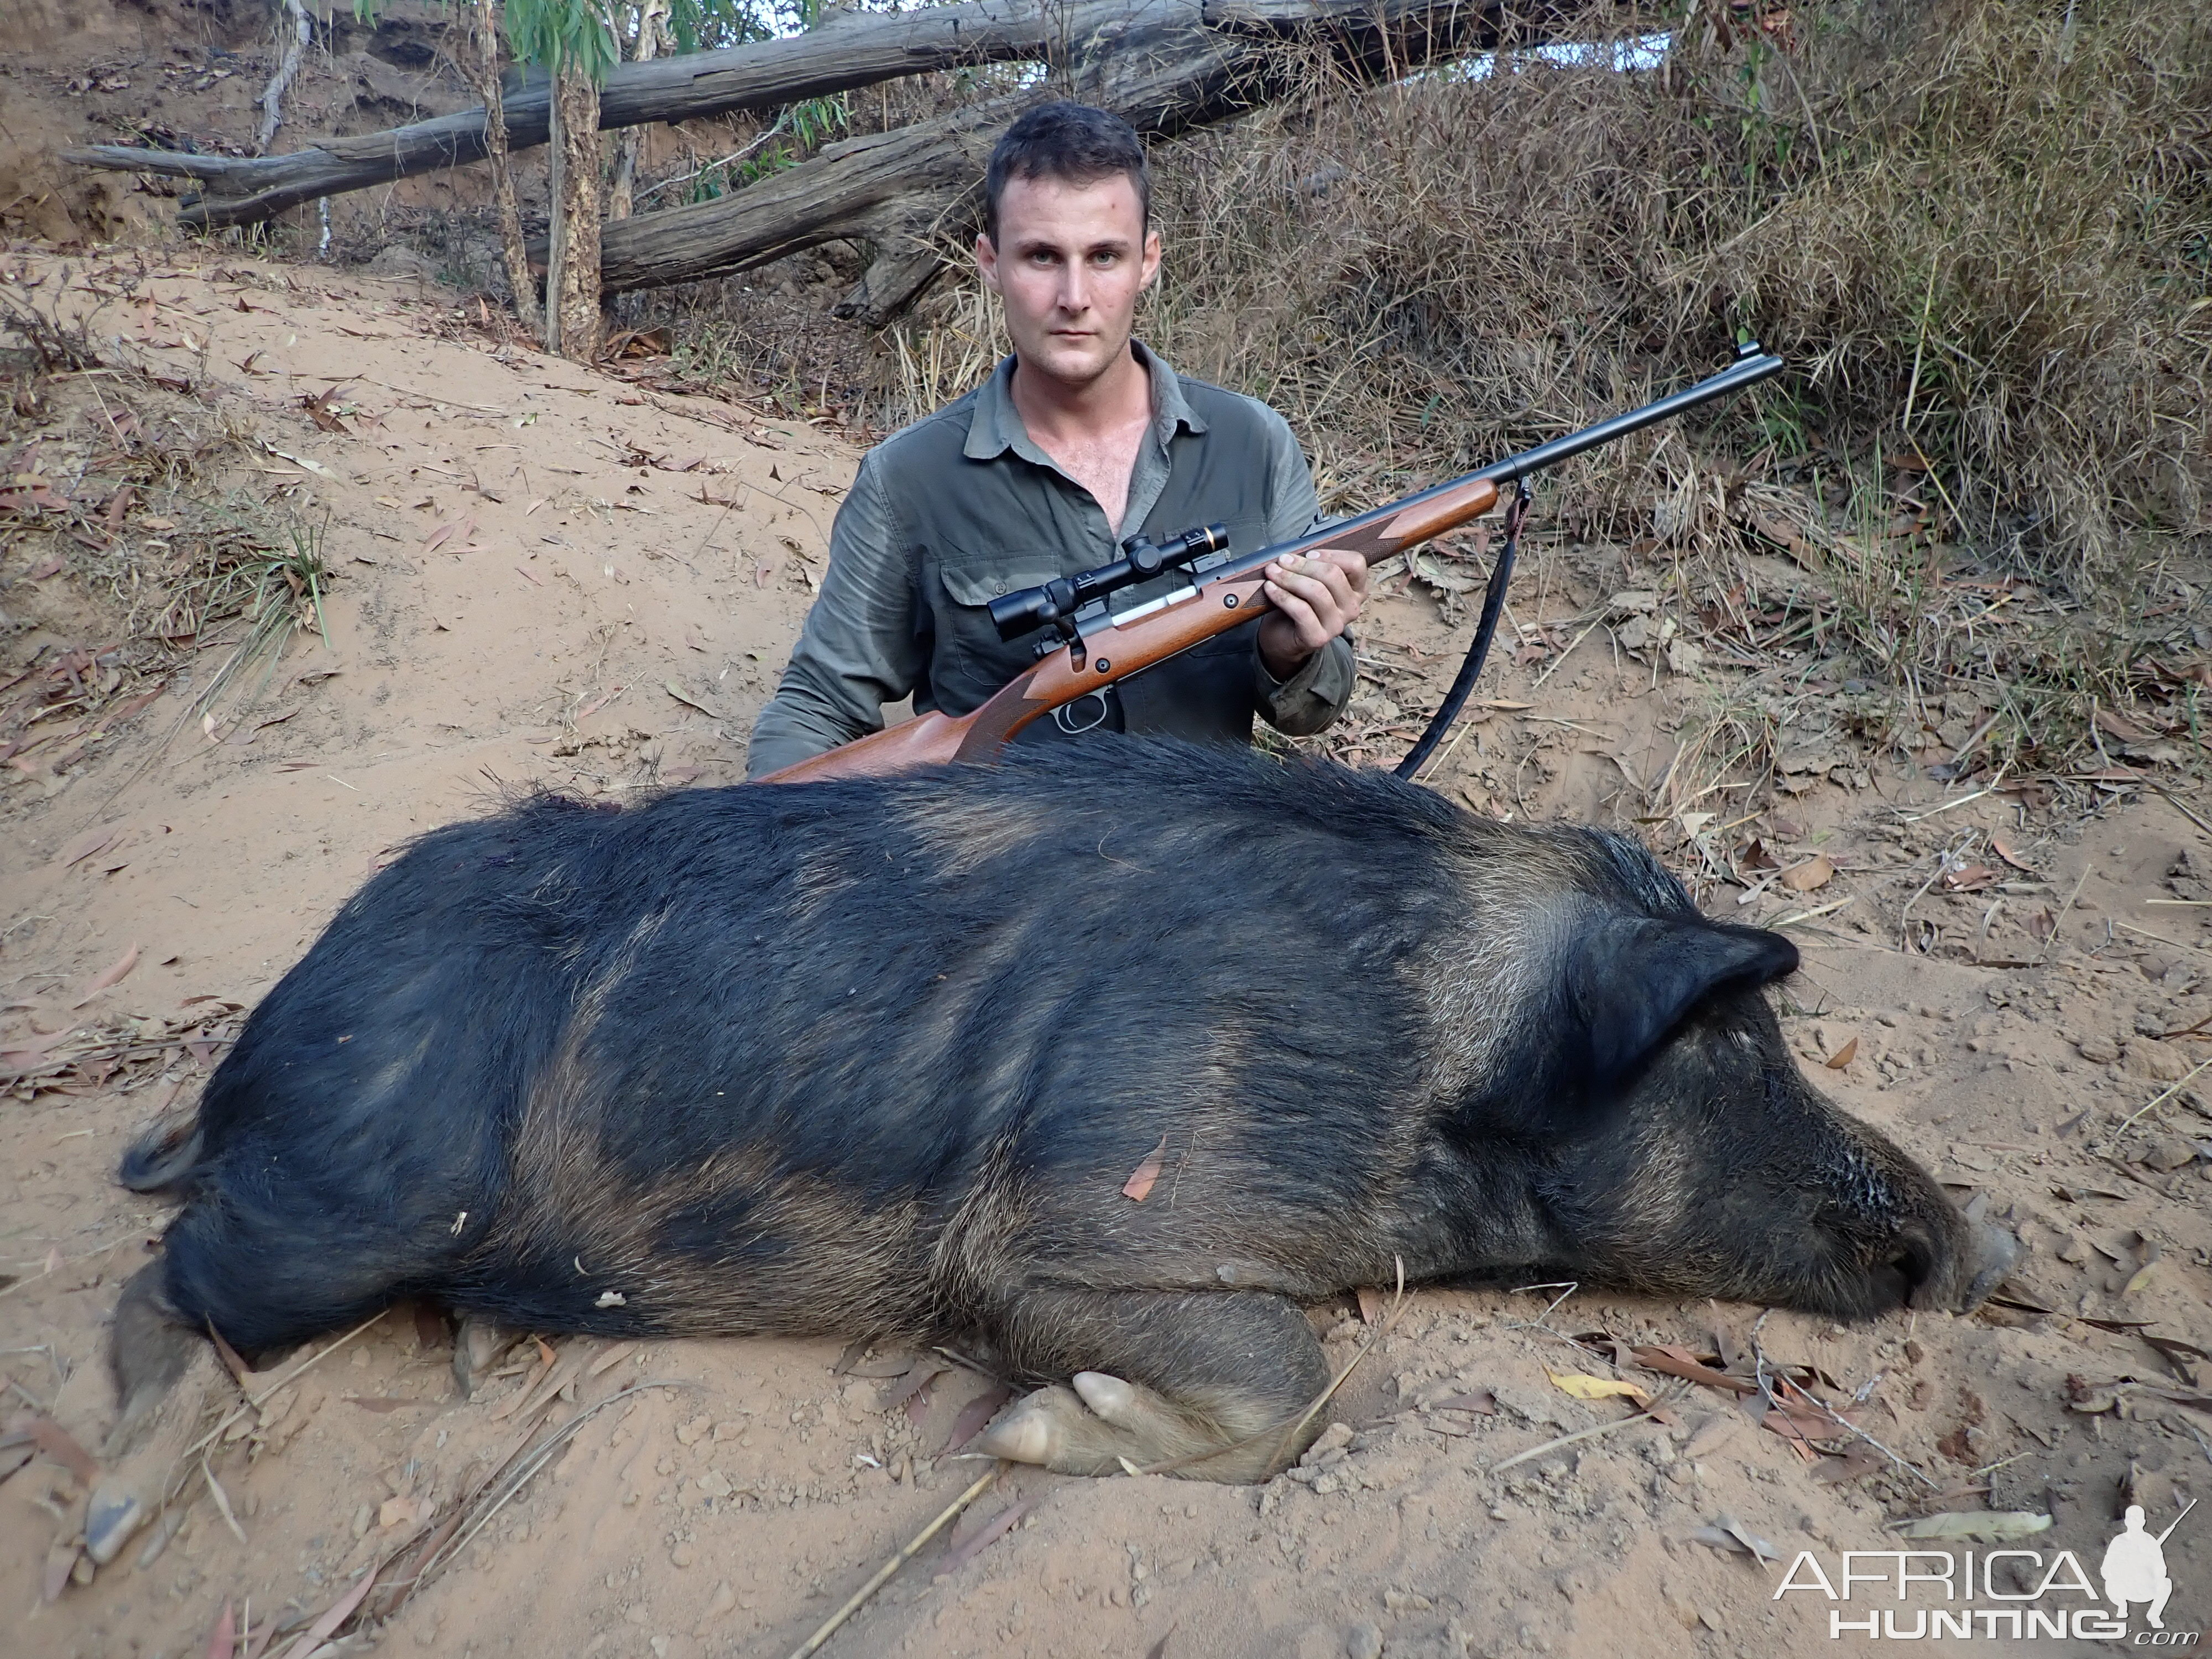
744, 100, 1366, 778
2100, 1504, 2178, 1628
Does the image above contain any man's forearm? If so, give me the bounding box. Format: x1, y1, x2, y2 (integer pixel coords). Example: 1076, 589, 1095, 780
1255, 632, 1355, 737
744, 662, 886, 779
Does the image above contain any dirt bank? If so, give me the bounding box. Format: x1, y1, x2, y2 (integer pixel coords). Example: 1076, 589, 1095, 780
4, 248, 2209, 1659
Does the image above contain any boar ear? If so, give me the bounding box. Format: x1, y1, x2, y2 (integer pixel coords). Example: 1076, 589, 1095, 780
1565, 917, 1798, 1087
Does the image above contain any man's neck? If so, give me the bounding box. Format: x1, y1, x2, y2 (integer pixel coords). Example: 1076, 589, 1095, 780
1007, 342, 1152, 448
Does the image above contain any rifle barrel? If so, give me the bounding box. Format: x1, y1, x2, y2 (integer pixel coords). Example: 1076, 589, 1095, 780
1474, 347, 1786, 485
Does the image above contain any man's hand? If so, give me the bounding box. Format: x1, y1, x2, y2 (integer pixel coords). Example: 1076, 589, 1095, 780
1258, 548, 1368, 680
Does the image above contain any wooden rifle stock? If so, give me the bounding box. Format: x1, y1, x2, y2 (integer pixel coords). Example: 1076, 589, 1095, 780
757, 346, 1783, 785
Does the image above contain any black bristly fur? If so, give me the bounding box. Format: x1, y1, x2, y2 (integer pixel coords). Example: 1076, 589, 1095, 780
132, 735, 1983, 1370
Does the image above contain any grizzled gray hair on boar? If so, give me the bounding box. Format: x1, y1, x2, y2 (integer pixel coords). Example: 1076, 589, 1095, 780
82, 737, 2012, 1561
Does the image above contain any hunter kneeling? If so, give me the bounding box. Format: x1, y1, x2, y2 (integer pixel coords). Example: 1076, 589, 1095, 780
743, 101, 1366, 778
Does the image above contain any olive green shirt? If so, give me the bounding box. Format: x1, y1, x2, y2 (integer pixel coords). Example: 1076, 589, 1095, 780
745, 343, 1354, 778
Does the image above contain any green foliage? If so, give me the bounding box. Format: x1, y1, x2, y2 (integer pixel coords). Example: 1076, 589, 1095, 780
351, 0, 770, 76
503, 0, 620, 80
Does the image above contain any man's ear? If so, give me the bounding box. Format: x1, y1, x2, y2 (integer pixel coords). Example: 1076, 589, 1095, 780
975, 231, 1001, 295
1563, 916, 1799, 1088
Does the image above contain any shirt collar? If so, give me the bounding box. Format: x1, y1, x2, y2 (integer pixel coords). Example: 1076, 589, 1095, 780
961, 340, 1207, 463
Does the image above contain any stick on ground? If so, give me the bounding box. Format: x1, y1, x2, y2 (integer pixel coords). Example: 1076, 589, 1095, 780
784, 1464, 1003, 1659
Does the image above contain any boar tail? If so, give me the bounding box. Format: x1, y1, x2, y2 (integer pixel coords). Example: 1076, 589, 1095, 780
116, 1115, 205, 1196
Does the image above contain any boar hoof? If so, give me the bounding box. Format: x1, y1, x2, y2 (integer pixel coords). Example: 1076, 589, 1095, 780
972, 1387, 1073, 1466
84, 1484, 149, 1567
1070, 1371, 1139, 1426
452, 1317, 523, 1400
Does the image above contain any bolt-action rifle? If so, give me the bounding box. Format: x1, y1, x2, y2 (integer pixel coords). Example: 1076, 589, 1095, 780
760, 343, 1784, 784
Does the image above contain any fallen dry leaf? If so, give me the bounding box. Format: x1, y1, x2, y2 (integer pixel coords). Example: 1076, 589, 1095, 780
1779, 854, 1835, 893
420, 514, 476, 556
204, 1598, 236, 1659
72, 941, 139, 1005
1547, 1369, 1651, 1405
57, 824, 121, 869
1942, 863, 1997, 893
1630, 1345, 1756, 1395
944, 1383, 1014, 1452
40, 1540, 77, 1603
664, 680, 718, 717
1990, 830, 2036, 872
1121, 1135, 1167, 1202
1824, 1036, 1859, 1070
935, 1497, 1035, 1579
880, 1363, 950, 1417
1690, 1513, 1780, 1564
1430, 1390, 1498, 1415
1893, 1511, 2052, 1542
269, 1561, 383, 1659
7, 1411, 98, 1483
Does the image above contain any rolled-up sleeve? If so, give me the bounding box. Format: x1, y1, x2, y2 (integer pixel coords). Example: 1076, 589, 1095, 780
1247, 407, 1355, 737
744, 456, 921, 779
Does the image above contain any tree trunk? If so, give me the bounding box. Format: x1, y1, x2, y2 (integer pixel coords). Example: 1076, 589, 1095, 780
550, 56, 605, 361
546, 82, 567, 354
474, 0, 541, 335
69, 0, 1600, 229
586, 0, 1561, 303
65, 0, 1079, 228
607, 0, 670, 223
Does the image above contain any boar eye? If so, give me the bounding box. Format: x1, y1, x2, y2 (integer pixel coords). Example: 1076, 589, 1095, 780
1564, 916, 1798, 1093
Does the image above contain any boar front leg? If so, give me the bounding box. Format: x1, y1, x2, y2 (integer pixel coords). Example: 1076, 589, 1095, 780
972, 1288, 1331, 1483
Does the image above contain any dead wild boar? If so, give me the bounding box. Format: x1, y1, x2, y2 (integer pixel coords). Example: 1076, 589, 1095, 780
84, 736, 2013, 1562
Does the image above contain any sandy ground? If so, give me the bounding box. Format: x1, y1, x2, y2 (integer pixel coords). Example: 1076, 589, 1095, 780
4, 246, 2212, 1659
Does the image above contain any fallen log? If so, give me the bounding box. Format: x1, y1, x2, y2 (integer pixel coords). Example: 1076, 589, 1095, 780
62, 0, 1084, 229
591, 0, 1583, 314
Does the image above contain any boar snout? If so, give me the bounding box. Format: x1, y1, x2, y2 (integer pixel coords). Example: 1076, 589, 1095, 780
1908, 1216, 2018, 1314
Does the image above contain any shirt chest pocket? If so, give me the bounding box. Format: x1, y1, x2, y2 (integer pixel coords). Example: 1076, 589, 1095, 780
931, 565, 1065, 716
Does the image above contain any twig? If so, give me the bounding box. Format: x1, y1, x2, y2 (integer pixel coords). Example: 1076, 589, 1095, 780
1752, 1335, 1936, 1490
2111, 1055, 2212, 1136
2153, 787, 2212, 841
182, 1311, 383, 1469
783, 1464, 1003, 1659
202, 1449, 247, 1543
1899, 842, 1974, 951
2114, 920, 2212, 964
1772, 895, 1855, 930
637, 112, 794, 205
421, 1378, 697, 1584
2032, 865, 2093, 966
1898, 786, 1992, 823
1528, 615, 1605, 691
1490, 1408, 1660, 1474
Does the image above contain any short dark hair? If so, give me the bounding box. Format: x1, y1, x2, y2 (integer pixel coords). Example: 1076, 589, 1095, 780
982, 101, 1151, 244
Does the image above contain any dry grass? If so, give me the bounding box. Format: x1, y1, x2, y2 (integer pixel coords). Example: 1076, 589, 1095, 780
1134, 0, 2209, 578
0, 289, 331, 802
830, 0, 2211, 791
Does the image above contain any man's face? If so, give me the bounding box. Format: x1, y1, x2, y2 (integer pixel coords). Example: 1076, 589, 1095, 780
976, 171, 1161, 392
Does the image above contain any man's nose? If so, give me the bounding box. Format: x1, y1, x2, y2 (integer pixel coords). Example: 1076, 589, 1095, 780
1057, 264, 1091, 315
